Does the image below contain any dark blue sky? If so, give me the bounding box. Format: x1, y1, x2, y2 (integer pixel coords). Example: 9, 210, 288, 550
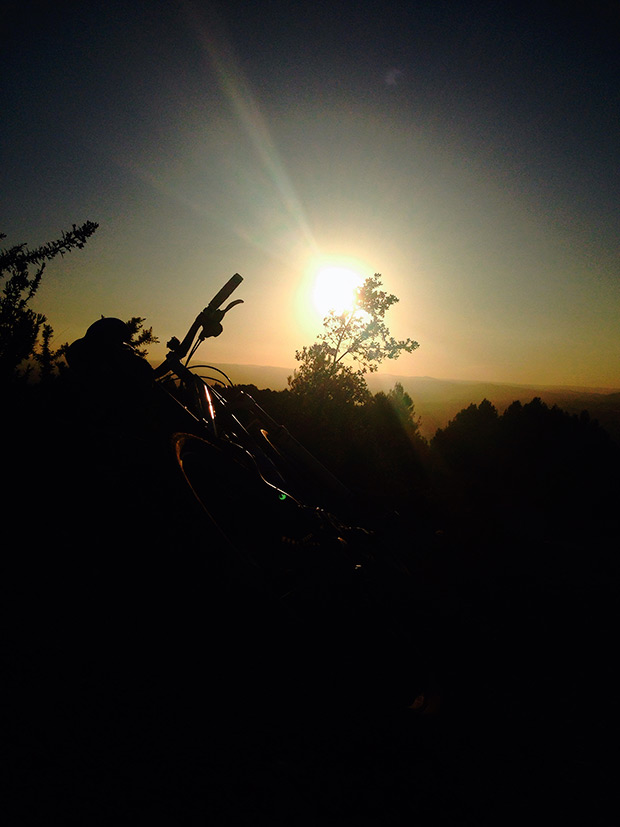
2, 0, 619, 385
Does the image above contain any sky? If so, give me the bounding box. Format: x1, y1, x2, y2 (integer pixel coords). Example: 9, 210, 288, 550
2, 0, 619, 388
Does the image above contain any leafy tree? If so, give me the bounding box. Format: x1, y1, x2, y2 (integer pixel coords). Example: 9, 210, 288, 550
0, 221, 99, 380
289, 273, 419, 405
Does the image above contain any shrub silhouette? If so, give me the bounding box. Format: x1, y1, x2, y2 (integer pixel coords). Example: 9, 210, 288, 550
0, 222, 98, 381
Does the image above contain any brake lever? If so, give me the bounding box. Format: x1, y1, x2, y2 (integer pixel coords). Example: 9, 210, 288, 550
222, 299, 244, 315
198, 298, 244, 341
160, 295, 245, 366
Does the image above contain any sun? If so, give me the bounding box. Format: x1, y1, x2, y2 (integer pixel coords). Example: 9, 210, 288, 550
312, 265, 364, 318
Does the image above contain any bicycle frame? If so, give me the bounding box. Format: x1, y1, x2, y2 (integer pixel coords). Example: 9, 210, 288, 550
157, 354, 293, 497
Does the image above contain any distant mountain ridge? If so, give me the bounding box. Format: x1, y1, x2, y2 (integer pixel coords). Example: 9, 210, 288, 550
174, 362, 620, 442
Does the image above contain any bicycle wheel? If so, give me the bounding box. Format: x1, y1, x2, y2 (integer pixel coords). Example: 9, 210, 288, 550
172, 433, 304, 562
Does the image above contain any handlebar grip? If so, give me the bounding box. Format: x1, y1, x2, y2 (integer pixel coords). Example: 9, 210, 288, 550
206, 273, 243, 311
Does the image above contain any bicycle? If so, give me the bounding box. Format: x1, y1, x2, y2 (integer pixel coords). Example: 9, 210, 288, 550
154, 275, 352, 504
147, 275, 428, 709
152, 276, 371, 566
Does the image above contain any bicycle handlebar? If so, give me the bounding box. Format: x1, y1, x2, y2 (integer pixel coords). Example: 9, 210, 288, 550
206, 273, 243, 311
159, 274, 244, 365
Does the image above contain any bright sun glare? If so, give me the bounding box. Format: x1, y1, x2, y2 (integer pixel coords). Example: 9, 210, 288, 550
312, 266, 364, 318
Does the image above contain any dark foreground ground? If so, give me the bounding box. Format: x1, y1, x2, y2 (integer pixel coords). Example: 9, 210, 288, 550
3, 390, 619, 824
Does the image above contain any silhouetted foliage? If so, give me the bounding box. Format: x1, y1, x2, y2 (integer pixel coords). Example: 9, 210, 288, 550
125, 316, 159, 358
431, 398, 501, 481
289, 341, 373, 405
351, 384, 429, 507
430, 395, 619, 545
289, 274, 418, 405
32, 323, 61, 384
0, 222, 98, 381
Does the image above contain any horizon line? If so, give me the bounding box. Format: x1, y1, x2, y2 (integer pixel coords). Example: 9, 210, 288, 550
147, 359, 620, 394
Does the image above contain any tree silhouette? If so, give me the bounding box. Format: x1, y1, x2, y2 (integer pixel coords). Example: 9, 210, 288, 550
289, 274, 418, 405
431, 398, 500, 471
430, 395, 619, 547
32, 323, 61, 384
385, 382, 423, 436
0, 221, 98, 380
124, 316, 159, 357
